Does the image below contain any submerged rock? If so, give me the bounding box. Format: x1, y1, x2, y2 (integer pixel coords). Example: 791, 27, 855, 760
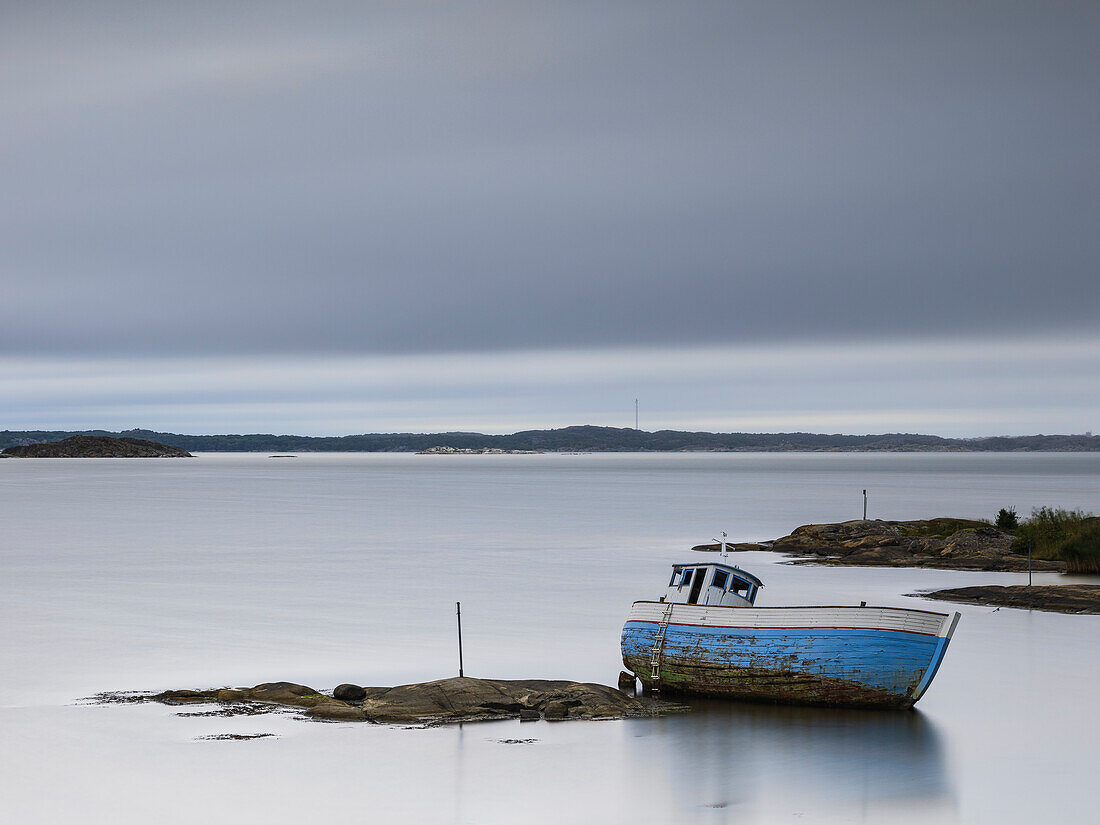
307, 701, 368, 721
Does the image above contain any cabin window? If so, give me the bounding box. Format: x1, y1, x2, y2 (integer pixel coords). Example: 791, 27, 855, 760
679, 569, 694, 586
711, 569, 729, 589
669, 570, 678, 586
729, 578, 751, 595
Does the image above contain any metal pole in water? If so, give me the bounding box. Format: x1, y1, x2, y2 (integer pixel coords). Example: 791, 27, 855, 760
456, 601, 464, 677
863, 489, 867, 520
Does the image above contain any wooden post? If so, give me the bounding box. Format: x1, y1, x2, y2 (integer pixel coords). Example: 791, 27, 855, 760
456, 601, 464, 677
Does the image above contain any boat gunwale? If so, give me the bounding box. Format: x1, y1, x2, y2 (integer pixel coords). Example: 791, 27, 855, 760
624, 618, 941, 638
628, 599, 954, 618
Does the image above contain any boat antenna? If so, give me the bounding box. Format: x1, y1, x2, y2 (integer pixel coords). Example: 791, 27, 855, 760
713, 531, 728, 559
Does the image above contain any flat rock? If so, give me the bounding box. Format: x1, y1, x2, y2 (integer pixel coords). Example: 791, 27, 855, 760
355, 677, 661, 723
916, 584, 1100, 614
306, 701, 368, 721
690, 542, 767, 553
246, 682, 333, 707
154, 682, 331, 709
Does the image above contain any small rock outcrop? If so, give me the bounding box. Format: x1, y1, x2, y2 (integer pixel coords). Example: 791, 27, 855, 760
333, 683, 367, 701
2, 435, 191, 458
150, 677, 678, 724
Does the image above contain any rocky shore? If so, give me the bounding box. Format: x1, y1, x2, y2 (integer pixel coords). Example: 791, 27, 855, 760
916, 585, 1100, 614
1, 435, 191, 458
108, 676, 680, 725
696, 518, 1063, 572
417, 446, 542, 455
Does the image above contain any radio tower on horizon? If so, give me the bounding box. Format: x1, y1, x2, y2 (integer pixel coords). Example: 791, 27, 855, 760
635, 398, 639, 430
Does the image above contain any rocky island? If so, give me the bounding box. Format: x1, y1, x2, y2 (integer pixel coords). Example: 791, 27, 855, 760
99, 677, 679, 726
1, 435, 192, 458
696, 518, 1063, 572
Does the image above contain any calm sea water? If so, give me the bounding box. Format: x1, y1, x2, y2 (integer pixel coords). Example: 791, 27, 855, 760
1, 452, 1098, 824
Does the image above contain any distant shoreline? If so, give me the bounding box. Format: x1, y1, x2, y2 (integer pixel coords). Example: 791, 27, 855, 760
3, 426, 1098, 454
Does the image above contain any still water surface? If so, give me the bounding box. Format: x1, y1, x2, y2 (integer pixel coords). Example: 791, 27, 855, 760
1, 452, 1098, 823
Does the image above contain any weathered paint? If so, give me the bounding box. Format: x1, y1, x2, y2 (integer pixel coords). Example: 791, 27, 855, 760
621, 601, 959, 709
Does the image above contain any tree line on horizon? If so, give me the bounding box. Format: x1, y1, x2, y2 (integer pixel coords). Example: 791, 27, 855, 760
1, 426, 1098, 452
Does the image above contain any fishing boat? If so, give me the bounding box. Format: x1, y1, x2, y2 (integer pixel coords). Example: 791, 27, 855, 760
620, 543, 960, 709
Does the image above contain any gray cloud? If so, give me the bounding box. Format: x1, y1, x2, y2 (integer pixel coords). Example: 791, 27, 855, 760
1, 1, 1098, 356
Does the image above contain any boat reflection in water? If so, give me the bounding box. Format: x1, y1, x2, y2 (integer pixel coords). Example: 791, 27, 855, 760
625, 699, 955, 822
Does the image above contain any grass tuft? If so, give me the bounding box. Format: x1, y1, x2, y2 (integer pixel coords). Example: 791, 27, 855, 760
899, 518, 988, 539
1058, 524, 1100, 574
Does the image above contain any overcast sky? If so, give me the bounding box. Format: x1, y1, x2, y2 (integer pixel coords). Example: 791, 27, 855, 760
2, 2, 1097, 435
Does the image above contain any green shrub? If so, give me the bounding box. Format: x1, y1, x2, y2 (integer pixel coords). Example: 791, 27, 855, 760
995, 508, 1019, 530
1012, 507, 1097, 560
1058, 524, 1100, 574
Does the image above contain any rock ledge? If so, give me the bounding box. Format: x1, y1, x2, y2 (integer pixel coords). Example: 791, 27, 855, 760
915, 584, 1100, 614
146, 677, 679, 724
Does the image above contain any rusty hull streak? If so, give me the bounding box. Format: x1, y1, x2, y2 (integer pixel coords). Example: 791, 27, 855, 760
623, 627, 932, 709
633, 661, 915, 709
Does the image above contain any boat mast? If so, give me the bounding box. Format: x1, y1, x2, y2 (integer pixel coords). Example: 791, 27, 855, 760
713, 531, 728, 559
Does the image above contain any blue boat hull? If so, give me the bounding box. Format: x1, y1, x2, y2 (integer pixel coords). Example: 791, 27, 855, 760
621, 605, 958, 709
